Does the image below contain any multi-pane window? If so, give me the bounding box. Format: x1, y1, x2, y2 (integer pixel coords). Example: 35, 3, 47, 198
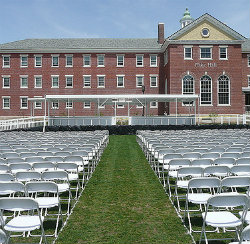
2, 55, 10, 67
117, 75, 124, 87
136, 55, 143, 67
2, 97, 10, 109
218, 75, 230, 105
97, 55, 105, 66
150, 55, 157, 67
66, 100, 73, 109
34, 76, 42, 88
35, 55, 42, 67
2, 76, 10, 88
248, 76, 250, 87
35, 101, 42, 109
150, 75, 158, 87
248, 55, 250, 67
182, 75, 194, 105
51, 76, 59, 88
136, 75, 144, 87
83, 75, 91, 88
20, 76, 28, 88
97, 75, 105, 87
150, 101, 158, 108
184, 47, 192, 59
83, 55, 91, 67
200, 75, 212, 105
52, 55, 59, 67
65, 76, 73, 88
219, 47, 228, 60
21, 55, 28, 67
200, 47, 212, 59
117, 55, 124, 67
20, 97, 28, 109
51, 101, 59, 109
84, 101, 91, 108
66, 55, 73, 67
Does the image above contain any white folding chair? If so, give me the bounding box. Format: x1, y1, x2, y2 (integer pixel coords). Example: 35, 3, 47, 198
203, 165, 230, 178
25, 181, 63, 237
16, 171, 42, 182
32, 162, 56, 173
0, 197, 47, 244
0, 182, 25, 197
231, 165, 250, 176
9, 163, 32, 174
220, 176, 250, 195
0, 173, 15, 182
0, 229, 7, 244
199, 194, 249, 244
229, 225, 250, 244
184, 177, 221, 233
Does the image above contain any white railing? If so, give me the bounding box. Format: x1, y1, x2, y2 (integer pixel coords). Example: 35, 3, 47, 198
0, 116, 47, 131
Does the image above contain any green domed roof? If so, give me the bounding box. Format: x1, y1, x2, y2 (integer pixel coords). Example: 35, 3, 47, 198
180, 8, 194, 22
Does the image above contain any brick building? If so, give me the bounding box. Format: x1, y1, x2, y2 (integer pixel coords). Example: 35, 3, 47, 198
1, 9, 250, 118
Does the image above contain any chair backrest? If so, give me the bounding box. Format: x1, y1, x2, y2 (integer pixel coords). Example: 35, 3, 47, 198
25, 181, 58, 194
57, 162, 78, 171
207, 194, 248, 208
16, 171, 41, 182
213, 157, 235, 166
0, 173, 15, 182
201, 152, 220, 159
42, 170, 69, 181
0, 165, 9, 173
236, 158, 250, 165
0, 229, 7, 243
221, 176, 250, 190
240, 225, 250, 242
0, 182, 25, 194
9, 163, 32, 172
168, 159, 190, 169
231, 165, 250, 176
188, 177, 221, 189
32, 162, 55, 171
177, 166, 203, 178
182, 152, 201, 160
25, 157, 46, 163
0, 197, 39, 211
191, 159, 212, 167
44, 156, 64, 163
203, 165, 230, 177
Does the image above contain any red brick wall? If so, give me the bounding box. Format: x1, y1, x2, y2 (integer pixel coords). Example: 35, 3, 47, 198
0, 53, 161, 117
168, 44, 245, 115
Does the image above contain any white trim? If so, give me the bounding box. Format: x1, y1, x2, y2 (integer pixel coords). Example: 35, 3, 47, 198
219, 46, 228, 60
200, 74, 212, 106
83, 75, 91, 88
83, 54, 91, 67
34, 96, 43, 109
136, 75, 144, 87
20, 54, 28, 67
34, 55, 42, 67
97, 75, 105, 88
116, 75, 125, 88
65, 54, 73, 67
136, 54, 144, 67
97, 54, 105, 67
217, 74, 230, 106
247, 55, 250, 67
184, 46, 193, 60
116, 54, 124, 67
51, 55, 59, 67
20, 75, 28, 88
2, 55, 10, 68
2, 96, 10, 109
20, 96, 28, 109
34, 75, 42, 88
248, 75, 250, 87
51, 75, 59, 88
150, 54, 158, 67
150, 101, 158, 108
150, 75, 158, 87
2, 75, 10, 88
200, 46, 213, 60
65, 75, 73, 88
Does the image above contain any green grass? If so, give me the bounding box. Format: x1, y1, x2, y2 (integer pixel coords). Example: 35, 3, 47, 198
56, 135, 192, 244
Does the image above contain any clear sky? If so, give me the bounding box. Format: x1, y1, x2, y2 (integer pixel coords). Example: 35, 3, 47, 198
0, 0, 249, 44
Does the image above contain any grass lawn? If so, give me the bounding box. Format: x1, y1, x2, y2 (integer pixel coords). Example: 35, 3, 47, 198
56, 135, 192, 244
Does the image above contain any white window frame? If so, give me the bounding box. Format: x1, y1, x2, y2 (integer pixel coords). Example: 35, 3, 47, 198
218, 75, 230, 106
248, 55, 250, 67
66, 100, 73, 109
150, 55, 157, 67
117, 75, 125, 88
200, 75, 212, 106
65, 54, 73, 67
2, 75, 10, 88
117, 55, 124, 67
65, 75, 73, 88
136, 55, 144, 67
150, 75, 158, 87
200, 46, 213, 60
34, 97, 42, 109
84, 101, 91, 108
136, 75, 144, 87
2, 96, 10, 109
20, 96, 28, 109
182, 74, 195, 106
83, 75, 91, 88
51, 75, 59, 88
97, 75, 105, 88
219, 46, 228, 60
2, 55, 10, 68
51, 101, 59, 109
20, 55, 28, 67
20, 75, 28, 88
117, 104, 124, 108
83, 55, 91, 67
51, 55, 59, 67
184, 46, 193, 60
97, 55, 105, 67
248, 75, 250, 87
150, 101, 158, 108
34, 75, 42, 88
98, 104, 105, 109
164, 51, 168, 65
34, 55, 42, 67
136, 105, 143, 108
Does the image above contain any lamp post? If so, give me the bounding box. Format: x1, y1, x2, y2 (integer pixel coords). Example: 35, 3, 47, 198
142, 85, 145, 116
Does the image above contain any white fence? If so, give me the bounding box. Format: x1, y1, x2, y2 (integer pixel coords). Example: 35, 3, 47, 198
0, 116, 46, 131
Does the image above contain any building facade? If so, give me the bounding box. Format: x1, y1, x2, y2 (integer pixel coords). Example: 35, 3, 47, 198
1, 10, 250, 118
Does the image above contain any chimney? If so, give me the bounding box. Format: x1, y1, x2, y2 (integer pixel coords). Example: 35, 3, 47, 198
158, 23, 165, 44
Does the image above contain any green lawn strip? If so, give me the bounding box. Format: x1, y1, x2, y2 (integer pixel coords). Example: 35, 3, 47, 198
56, 135, 192, 244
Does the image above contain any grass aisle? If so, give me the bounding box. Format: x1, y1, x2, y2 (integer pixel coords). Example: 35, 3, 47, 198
56, 135, 192, 244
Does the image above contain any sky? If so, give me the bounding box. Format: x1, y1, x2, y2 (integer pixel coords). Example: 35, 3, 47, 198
0, 0, 249, 44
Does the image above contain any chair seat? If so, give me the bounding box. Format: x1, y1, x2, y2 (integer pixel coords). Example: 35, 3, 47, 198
168, 171, 178, 178
187, 193, 212, 204
68, 174, 78, 181
202, 211, 242, 228
35, 197, 59, 208
58, 183, 70, 192
176, 180, 189, 188
4, 215, 44, 232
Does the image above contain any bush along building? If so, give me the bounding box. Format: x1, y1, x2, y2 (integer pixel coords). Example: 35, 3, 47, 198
0, 9, 250, 118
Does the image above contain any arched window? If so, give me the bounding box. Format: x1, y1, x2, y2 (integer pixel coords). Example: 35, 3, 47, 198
182, 75, 194, 95
200, 75, 212, 105
182, 75, 194, 106
218, 75, 230, 105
